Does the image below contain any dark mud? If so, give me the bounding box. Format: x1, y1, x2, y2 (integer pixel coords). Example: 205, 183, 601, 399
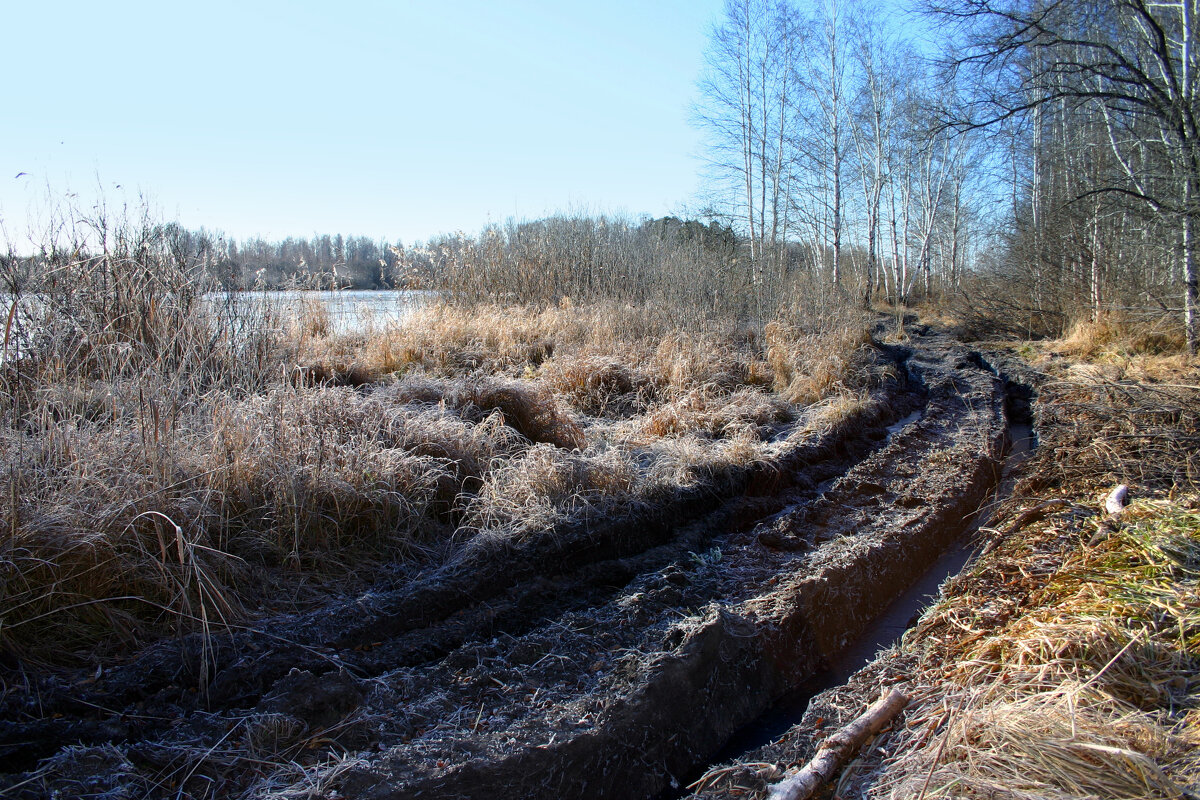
0, 331, 1018, 800
680, 350, 1042, 800
677, 419, 1038, 799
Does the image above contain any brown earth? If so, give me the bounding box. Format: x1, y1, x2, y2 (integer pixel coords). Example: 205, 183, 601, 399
0, 327, 1029, 800
684, 345, 1199, 800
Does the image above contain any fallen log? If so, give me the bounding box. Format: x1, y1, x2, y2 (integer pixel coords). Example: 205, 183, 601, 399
766, 689, 909, 800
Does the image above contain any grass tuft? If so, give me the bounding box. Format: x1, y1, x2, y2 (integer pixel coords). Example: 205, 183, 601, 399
640, 388, 792, 439
766, 321, 875, 404
539, 355, 658, 417
884, 503, 1200, 800
1057, 310, 1189, 360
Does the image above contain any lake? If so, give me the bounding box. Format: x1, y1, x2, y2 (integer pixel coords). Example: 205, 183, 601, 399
0, 290, 437, 362
208, 289, 437, 334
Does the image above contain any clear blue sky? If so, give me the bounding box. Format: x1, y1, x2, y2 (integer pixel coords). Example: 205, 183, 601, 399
1, 0, 725, 246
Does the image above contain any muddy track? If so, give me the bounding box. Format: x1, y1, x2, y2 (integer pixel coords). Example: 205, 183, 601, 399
0, 331, 1015, 799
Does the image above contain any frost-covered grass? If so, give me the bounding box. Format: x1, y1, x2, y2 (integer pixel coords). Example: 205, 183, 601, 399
0, 209, 876, 664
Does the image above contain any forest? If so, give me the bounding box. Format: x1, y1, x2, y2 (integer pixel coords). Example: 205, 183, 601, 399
689, 0, 1197, 348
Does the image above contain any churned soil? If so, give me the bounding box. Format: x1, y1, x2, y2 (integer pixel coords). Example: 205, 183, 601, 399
0, 328, 1023, 800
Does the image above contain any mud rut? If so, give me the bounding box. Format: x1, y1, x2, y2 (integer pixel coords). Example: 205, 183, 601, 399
0, 330, 1032, 799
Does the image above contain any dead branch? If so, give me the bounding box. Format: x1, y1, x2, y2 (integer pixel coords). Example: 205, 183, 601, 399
1007, 498, 1071, 534
980, 498, 1071, 556
766, 689, 909, 800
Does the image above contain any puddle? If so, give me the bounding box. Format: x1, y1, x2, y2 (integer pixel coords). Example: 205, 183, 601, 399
885, 409, 924, 436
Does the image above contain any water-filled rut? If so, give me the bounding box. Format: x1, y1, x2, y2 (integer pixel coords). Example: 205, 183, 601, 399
673, 418, 1037, 799
0, 331, 1026, 800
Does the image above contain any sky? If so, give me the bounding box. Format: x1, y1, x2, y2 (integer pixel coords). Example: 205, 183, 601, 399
1, 0, 726, 246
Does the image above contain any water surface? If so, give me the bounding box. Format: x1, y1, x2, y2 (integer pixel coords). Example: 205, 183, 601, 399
207, 289, 435, 334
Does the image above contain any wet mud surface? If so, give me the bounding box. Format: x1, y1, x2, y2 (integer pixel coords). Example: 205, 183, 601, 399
0, 330, 1023, 799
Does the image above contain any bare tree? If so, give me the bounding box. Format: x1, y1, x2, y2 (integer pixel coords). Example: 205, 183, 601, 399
849, 12, 903, 305
808, 0, 852, 286
696, 0, 803, 312
785, 0, 855, 288
927, 0, 1200, 351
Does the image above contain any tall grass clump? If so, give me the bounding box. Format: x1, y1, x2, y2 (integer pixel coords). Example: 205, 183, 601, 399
2, 202, 283, 401
0, 202, 282, 648
0, 204, 445, 660
877, 503, 1200, 800
1054, 308, 1190, 361
0, 377, 543, 659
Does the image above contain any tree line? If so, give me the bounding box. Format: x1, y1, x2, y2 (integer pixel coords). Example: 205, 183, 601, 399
159, 226, 405, 290
180, 216, 738, 303
695, 0, 1198, 351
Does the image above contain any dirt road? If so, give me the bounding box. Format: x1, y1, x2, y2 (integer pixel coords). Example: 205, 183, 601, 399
0, 329, 1030, 799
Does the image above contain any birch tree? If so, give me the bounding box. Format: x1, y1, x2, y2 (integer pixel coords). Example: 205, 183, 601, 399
849, 14, 902, 305
696, 0, 803, 312
928, 0, 1200, 351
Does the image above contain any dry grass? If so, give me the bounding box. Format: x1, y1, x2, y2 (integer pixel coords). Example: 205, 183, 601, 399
640, 388, 792, 439
309, 302, 654, 380
890, 687, 1198, 800
286, 295, 333, 341
640, 425, 770, 489
959, 505, 1198, 704
856, 353, 1200, 800
875, 503, 1200, 800
0, 204, 878, 665
1056, 311, 1188, 360
466, 444, 640, 536
294, 301, 863, 400
1, 309, 874, 662
1031, 379, 1200, 493
1, 388, 494, 658
387, 374, 586, 449
540, 355, 659, 416
766, 321, 876, 404
799, 394, 883, 439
